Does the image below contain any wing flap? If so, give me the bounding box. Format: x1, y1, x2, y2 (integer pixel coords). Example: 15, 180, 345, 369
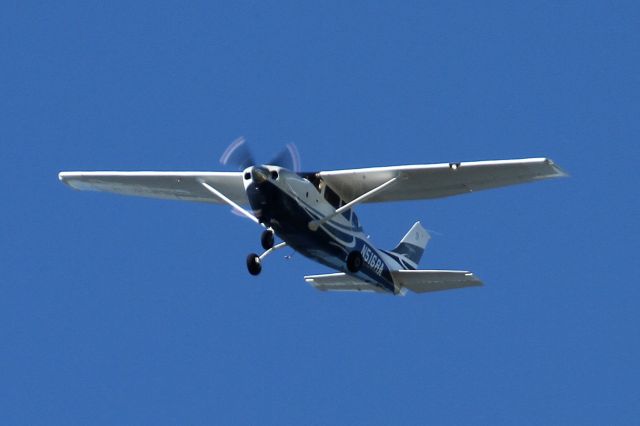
391, 270, 483, 293
318, 158, 567, 203
304, 273, 385, 293
59, 171, 247, 205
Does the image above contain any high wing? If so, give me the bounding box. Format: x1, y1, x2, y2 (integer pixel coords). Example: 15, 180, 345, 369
58, 171, 247, 205
318, 157, 567, 203
391, 270, 483, 293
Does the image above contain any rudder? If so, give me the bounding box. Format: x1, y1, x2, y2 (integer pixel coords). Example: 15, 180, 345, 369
390, 222, 430, 269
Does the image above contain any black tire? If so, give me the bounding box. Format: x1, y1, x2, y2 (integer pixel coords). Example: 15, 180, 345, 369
346, 251, 363, 273
261, 229, 275, 250
246, 253, 262, 275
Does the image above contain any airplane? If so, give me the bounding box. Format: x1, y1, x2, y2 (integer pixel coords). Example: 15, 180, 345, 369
58, 141, 567, 295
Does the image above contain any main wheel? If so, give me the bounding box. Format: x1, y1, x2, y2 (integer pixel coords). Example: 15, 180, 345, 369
246, 253, 262, 275
261, 229, 275, 250
346, 251, 363, 273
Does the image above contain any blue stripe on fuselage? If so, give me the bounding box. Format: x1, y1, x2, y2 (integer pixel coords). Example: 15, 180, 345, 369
245, 180, 396, 293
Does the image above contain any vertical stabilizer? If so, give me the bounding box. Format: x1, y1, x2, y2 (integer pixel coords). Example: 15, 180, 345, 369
390, 222, 430, 269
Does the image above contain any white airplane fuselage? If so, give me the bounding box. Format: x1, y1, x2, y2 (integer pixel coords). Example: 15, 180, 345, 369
243, 165, 405, 294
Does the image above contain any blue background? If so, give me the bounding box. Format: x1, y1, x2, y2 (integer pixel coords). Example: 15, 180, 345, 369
2, 1, 639, 424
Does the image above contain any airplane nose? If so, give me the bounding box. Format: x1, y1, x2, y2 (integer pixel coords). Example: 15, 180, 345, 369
251, 166, 269, 184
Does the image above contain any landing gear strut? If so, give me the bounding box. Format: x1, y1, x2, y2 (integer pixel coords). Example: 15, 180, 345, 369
246, 239, 287, 276
346, 251, 363, 273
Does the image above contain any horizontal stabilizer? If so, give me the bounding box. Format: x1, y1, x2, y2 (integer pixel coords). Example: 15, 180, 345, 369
391, 270, 482, 293
304, 273, 385, 293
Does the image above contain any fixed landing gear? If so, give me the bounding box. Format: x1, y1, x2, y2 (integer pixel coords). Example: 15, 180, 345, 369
246, 229, 286, 276
346, 251, 363, 273
261, 229, 275, 250
247, 253, 262, 275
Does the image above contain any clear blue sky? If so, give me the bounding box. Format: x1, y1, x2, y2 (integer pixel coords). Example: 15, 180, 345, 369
2, 1, 639, 424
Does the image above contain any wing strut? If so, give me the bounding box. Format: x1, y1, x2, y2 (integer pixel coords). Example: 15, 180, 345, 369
199, 181, 261, 225
308, 176, 398, 231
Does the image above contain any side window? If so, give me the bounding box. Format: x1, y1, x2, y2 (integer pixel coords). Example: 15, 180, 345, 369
324, 185, 341, 209
341, 208, 351, 220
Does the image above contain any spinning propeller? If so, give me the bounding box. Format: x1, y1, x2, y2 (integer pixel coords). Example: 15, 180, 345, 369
218, 136, 303, 223
219, 136, 301, 172
218, 137, 302, 274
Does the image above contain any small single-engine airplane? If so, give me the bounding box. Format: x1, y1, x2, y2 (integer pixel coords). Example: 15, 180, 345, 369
59, 140, 566, 295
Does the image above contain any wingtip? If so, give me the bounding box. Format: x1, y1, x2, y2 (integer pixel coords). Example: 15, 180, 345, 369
58, 171, 78, 187
544, 158, 569, 178
465, 272, 484, 286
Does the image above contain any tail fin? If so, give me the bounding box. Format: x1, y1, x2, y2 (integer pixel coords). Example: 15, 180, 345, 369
390, 222, 430, 269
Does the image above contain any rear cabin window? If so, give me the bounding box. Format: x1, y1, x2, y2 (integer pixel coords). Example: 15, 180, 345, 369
352, 213, 359, 228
